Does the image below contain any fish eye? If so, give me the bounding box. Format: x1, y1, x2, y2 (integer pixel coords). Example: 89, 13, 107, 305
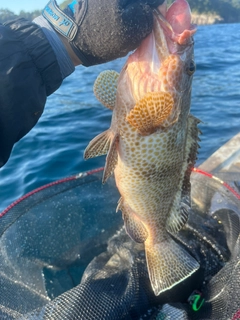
186, 60, 196, 75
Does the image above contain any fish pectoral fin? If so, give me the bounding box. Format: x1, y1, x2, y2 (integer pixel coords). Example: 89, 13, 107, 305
118, 199, 148, 243
145, 238, 199, 296
93, 70, 119, 110
84, 129, 113, 159
126, 92, 174, 135
102, 133, 119, 184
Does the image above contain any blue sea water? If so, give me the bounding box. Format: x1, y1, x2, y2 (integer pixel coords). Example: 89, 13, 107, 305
0, 23, 240, 212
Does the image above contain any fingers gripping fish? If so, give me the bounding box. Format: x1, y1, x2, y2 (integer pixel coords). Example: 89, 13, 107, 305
84, 0, 200, 296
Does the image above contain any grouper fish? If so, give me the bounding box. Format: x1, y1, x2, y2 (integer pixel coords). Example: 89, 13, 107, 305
84, 0, 200, 296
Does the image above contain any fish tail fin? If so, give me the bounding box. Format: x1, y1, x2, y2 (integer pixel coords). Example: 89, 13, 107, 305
145, 238, 199, 296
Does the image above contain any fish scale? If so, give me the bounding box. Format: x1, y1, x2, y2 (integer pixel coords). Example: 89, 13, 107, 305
84, 0, 200, 296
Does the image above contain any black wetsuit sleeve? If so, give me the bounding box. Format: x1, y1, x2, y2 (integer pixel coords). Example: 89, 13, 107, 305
0, 18, 63, 167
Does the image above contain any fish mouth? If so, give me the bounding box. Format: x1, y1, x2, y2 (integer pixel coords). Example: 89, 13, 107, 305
127, 0, 197, 74
153, 8, 174, 38
124, 0, 196, 113
153, 0, 197, 54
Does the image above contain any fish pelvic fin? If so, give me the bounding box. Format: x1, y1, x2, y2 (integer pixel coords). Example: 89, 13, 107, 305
126, 92, 174, 136
102, 133, 119, 184
145, 238, 199, 296
117, 198, 148, 243
93, 70, 119, 110
84, 129, 113, 159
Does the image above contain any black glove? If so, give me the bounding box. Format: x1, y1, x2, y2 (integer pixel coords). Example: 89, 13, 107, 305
42, 0, 165, 66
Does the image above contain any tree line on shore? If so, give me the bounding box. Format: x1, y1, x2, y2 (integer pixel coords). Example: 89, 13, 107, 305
187, 0, 240, 23
0, 0, 240, 24
0, 9, 41, 23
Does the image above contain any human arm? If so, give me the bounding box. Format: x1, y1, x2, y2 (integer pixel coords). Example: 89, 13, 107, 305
0, 0, 165, 167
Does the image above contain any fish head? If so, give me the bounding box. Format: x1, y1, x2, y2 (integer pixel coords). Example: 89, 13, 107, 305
155, 0, 197, 94
117, 0, 197, 135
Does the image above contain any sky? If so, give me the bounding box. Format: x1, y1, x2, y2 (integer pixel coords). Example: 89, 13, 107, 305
0, 0, 61, 14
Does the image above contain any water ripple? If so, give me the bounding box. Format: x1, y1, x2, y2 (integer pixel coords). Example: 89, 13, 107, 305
1, 25, 240, 211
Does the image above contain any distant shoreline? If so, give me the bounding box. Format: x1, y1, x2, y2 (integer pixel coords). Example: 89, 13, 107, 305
192, 12, 223, 25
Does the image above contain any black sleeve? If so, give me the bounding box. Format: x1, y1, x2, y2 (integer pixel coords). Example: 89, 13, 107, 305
0, 18, 63, 167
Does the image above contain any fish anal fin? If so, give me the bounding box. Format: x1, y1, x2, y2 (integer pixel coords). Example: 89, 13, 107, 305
118, 200, 148, 243
126, 92, 174, 135
102, 133, 119, 184
93, 70, 119, 110
145, 238, 199, 296
84, 129, 113, 159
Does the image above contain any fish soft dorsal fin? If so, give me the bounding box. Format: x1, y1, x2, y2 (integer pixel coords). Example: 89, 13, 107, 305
166, 114, 201, 233
102, 133, 119, 184
166, 201, 189, 234
93, 70, 119, 110
117, 198, 148, 243
84, 129, 113, 159
126, 91, 174, 135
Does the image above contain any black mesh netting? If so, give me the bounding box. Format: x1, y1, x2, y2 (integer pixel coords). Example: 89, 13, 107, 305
0, 168, 240, 320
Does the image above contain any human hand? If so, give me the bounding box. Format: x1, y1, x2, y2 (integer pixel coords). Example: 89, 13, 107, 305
43, 0, 165, 66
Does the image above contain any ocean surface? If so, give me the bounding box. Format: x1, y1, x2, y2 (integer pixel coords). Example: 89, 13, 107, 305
0, 23, 240, 212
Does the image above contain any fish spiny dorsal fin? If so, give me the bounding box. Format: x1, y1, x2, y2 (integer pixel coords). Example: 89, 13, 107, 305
126, 92, 174, 135
102, 133, 119, 184
117, 199, 148, 243
84, 129, 113, 159
181, 114, 201, 201
145, 237, 199, 296
166, 114, 201, 234
93, 70, 119, 110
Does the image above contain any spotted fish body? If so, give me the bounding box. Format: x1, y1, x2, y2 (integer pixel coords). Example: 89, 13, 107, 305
85, 0, 200, 295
